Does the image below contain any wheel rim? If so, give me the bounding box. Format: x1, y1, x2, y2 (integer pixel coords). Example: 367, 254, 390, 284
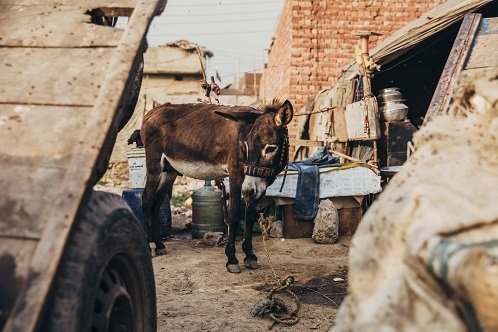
91, 254, 144, 332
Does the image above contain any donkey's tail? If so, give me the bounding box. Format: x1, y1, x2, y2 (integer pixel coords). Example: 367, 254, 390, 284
127, 129, 144, 148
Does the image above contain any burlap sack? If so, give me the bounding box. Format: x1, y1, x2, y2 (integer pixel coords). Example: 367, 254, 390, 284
333, 70, 498, 331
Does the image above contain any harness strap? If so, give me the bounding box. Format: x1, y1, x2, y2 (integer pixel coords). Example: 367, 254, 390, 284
243, 165, 275, 178
243, 126, 289, 184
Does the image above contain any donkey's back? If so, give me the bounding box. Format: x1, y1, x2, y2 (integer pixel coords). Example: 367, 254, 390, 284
141, 103, 250, 180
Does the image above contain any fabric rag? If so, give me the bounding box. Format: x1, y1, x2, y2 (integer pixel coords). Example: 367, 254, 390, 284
289, 147, 339, 221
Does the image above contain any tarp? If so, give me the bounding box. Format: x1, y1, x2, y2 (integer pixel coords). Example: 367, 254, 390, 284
333, 68, 498, 331
345, 0, 494, 75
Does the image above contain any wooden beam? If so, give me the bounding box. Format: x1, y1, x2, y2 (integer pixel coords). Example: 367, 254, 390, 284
423, 13, 481, 125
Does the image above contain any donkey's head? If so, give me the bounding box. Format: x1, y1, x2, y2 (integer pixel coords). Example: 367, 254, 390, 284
216, 100, 293, 202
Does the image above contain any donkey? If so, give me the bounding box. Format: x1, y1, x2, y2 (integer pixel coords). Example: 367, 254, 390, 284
140, 100, 293, 273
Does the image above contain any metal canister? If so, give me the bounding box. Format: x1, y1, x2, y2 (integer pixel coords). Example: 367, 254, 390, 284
191, 181, 225, 238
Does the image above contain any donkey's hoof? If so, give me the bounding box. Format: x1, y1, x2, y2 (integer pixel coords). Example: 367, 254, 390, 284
244, 258, 258, 269
226, 264, 241, 273
155, 247, 167, 256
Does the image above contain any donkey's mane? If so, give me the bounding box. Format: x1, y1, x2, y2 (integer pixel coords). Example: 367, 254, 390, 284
254, 99, 285, 114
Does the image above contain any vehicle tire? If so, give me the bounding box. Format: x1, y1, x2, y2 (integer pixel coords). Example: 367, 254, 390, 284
40, 190, 156, 332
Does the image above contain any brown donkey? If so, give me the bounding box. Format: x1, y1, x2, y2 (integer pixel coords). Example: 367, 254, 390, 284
140, 100, 293, 273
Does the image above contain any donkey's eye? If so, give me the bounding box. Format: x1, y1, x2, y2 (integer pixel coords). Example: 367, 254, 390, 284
265, 145, 278, 154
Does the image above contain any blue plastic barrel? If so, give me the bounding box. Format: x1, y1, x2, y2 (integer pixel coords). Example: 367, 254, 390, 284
122, 188, 171, 239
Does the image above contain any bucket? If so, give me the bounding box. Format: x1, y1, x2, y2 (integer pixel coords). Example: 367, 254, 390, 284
126, 148, 146, 188
122, 188, 171, 240
191, 181, 225, 239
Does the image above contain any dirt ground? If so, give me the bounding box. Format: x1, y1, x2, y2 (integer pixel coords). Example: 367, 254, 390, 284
154, 232, 350, 331
95, 180, 350, 331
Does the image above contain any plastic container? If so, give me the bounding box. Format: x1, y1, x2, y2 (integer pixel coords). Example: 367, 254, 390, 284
191, 181, 225, 239
126, 148, 146, 188
122, 188, 171, 240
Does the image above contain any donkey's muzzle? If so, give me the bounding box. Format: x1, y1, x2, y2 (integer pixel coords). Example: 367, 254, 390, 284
242, 175, 267, 203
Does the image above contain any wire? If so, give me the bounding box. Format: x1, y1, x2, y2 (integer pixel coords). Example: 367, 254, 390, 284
159, 9, 280, 17
167, 1, 283, 8
152, 17, 278, 24
148, 29, 273, 36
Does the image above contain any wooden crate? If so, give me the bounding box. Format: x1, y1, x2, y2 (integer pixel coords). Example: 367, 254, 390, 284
338, 207, 362, 235
282, 205, 314, 239
281, 198, 364, 238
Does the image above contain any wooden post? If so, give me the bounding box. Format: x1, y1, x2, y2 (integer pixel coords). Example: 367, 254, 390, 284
353, 30, 381, 166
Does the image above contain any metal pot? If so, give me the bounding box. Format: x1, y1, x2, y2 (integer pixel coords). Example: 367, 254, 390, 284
378, 91, 403, 102
379, 98, 406, 106
377, 87, 401, 95
379, 102, 408, 122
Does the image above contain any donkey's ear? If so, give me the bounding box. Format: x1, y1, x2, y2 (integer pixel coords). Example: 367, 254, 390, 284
274, 100, 294, 127
215, 109, 261, 123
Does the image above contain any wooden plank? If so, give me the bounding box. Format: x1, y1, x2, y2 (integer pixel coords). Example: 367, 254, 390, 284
0, 5, 123, 47
331, 106, 348, 142
0, 164, 68, 239
424, 13, 481, 125
477, 17, 498, 35
3, 1, 164, 330
282, 205, 314, 239
0, 105, 92, 161
458, 67, 496, 85
345, 98, 381, 141
0, 48, 109, 106
466, 33, 498, 69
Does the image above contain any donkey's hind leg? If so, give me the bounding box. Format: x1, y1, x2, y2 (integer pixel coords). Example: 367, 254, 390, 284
242, 203, 258, 269
142, 147, 164, 254
151, 170, 176, 255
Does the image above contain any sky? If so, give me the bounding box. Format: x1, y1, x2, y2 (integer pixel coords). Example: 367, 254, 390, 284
139, 0, 284, 87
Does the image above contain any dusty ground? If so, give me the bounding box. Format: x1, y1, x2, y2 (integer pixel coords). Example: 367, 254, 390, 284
154, 232, 350, 332
95, 179, 350, 331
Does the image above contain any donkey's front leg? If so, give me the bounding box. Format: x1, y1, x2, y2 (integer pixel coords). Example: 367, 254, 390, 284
242, 203, 258, 269
225, 180, 242, 273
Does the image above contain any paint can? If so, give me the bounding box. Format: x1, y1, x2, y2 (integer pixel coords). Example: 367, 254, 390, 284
122, 188, 171, 240
191, 181, 225, 239
126, 148, 146, 188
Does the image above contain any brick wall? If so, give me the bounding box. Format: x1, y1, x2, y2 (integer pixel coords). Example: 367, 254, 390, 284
260, 0, 446, 140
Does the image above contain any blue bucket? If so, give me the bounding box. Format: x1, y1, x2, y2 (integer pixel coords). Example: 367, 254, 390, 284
122, 188, 171, 239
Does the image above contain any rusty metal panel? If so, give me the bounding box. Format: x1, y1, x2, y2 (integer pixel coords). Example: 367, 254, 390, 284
423, 13, 482, 125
